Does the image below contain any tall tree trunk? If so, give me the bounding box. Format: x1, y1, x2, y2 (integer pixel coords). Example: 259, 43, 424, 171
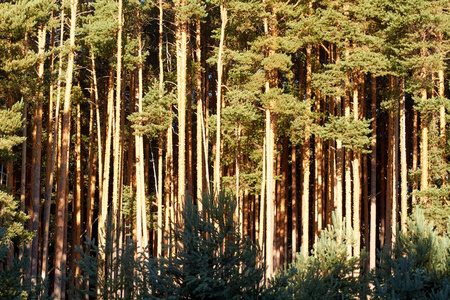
30, 24, 46, 282
280, 135, 288, 265
136, 21, 148, 251
54, 1, 77, 297
439, 56, 446, 184
72, 99, 82, 285
335, 51, 343, 226
156, 0, 164, 258
314, 48, 323, 244
86, 96, 96, 240
400, 77, 407, 233
301, 43, 312, 258
412, 108, 418, 205
196, 12, 203, 207
420, 44, 428, 196
352, 71, 361, 259
112, 0, 124, 238
369, 74, 377, 271
260, 137, 266, 252
385, 77, 393, 247
177, 0, 188, 224
100, 68, 115, 250
42, 16, 61, 280
214, 3, 227, 195
344, 68, 352, 257
291, 144, 297, 261
392, 77, 399, 244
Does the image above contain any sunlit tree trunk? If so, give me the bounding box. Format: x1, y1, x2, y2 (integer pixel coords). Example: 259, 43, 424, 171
314, 47, 323, 244
136, 18, 148, 252
54, 1, 77, 297
334, 49, 343, 226
30, 24, 46, 282
369, 74, 377, 271
352, 71, 361, 259
100, 68, 115, 250
264, 3, 277, 277
420, 43, 428, 196
72, 99, 82, 285
196, 12, 203, 208
400, 77, 407, 234
301, 43, 312, 259
112, 0, 124, 243
291, 144, 297, 261
392, 76, 399, 244
157, 0, 164, 258
86, 93, 96, 241
214, 2, 227, 195
42, 16, 60, 280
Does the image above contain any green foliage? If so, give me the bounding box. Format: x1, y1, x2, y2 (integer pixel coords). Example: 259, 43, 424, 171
0, 231, 51, 299
0, 228, 29, 300
290, 213, 367, 300
122, 185, 157, 234
70, 222, 149, 300
129, 81, 174, 140
0, 190, 33, 247
372, 209, 450, 299
71, 192, 294, 299
0, 101, 25, 163
147, 192, 265, 299
313, 115, 372, 153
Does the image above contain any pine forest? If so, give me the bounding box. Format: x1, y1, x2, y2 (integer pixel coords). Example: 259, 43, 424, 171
1, 0, 450, 298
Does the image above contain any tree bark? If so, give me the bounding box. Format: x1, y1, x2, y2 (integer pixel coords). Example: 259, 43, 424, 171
30, 24, 46, 282
54, 1, 77, 297
196, 13, 203, 208
42, 15, 61, 280
214, 3, 227, 195
301, 43, 312, 259
352, 71, 361, 259
369, 74, 377, 271
400, 77, 407, 234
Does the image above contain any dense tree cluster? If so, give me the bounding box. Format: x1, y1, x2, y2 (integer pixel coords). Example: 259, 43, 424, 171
0, 0, 449, 298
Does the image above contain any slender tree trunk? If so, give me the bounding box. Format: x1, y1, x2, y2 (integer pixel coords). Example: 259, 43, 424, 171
400, 77, 407, 233
72, 100, 82, 284
214, 3, 227, 195
439, 57, 446, 185
90, 49, 103, 210
392, 77, 399, 244
420, 44, 428, 196
260, 137, 266, 252
369, 74, 377, 271
385, 76, 394, 247
196, 13, 203, 207
136, 23, 148, 251
264, 4, 278, 277
280, 135, 288, 265
86, 97, 96, 240
352, 71, 361, 259
344, 66, 352, 257
301, 43, 312, 258
112, 0, 124, 238
314, 48, 323, 244
335, 51, 343, 226
54, 1, 77, 297
30, 24, 46, 282
156, 0, 164, 258
42, 17, 60, 280
177, 0, 188, 224
412, 108, 418, 205
291, 144, 297, 261
100, 68, 115, 250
